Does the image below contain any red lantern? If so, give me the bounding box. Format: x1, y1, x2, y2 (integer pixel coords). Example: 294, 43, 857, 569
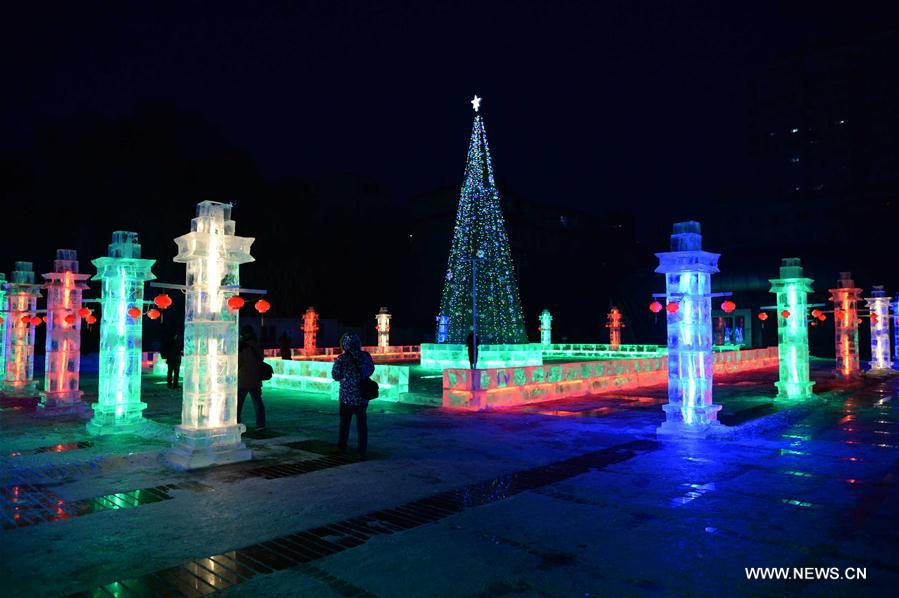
42, 316, 48, 323
0, 315, 4, 324
666, 302, 679, 314
871, 314, 879, 324
31, 316, 43, 326
834, 309, 844, 319
86, 315, 97, 325
21, 315, 31, 324
857, 318, 862, 324
781, 310, 791, 319
649, 301, 663, 314
78, 307, 92, 318
810, 320, 817, 327
721, 300, 736, 313
227, 296, 245, 310
757, 312, 768, 321
810, 309, 822, 318
64, 314, 77, 325
153, 294, 173, 309
817, 313, 825, 321
254, 299, 271, 314
147, 308, 161, 320
127, 307, 142, 319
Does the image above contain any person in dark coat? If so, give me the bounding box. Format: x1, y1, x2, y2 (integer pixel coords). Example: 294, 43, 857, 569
331, 333, 375, 458
466, 330, 477, 369
237, 325, 266, 430
163, 333, 182, 388
278, 331, 292, 360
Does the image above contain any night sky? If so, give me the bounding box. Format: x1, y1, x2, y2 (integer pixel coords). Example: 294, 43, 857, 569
2, 2, 898, 341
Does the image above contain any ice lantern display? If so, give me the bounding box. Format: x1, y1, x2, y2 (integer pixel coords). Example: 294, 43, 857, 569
87, 233, 156, 435
829, 272, 862, 378
606, 307, 623, 350
769, 258, 815, 401
2, 262, 42, 397
302, 307, 319, 353
38, 250, 91, 416
655, 222, 722, 436
865, 286, 892, 371
538, 309, 552, 346
166, 201, 254, 469
376, 307, 391, 351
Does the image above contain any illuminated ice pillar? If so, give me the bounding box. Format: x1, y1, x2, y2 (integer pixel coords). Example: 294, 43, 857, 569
769, 258, 814, 401
0, 274, 6, 379
2, 262, 42, 397
87, 233, 156, 435
302, 307, 319, 353
166, 201, 254, 469
892, 293, 899, 366
606, 307, 623, 350
376, 307, 391, 351
538, 309, 552, 346
436, 314, 449, 343
37, 250, 91, 416
829, 272, 862, 378
865, 286, 892, 371
655, 222, 721, 436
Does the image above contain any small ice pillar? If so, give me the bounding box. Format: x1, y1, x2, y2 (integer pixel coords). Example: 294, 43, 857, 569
829, 272, 862, 378
2, 262, 42, 397
655, 222, 721, 436
865, 286, 892, 371
436, 314, 449, 343
538, 309, 552, 346
606, 307, 623, 350
302, 307, 319, 353
892, 293, 899, 365
376, 307, 391, 351
38, 250, 91, 416
769, 258, 815, 400
166, 201, 254, 469
0, 274, 7, 378
87, 233, 156, 435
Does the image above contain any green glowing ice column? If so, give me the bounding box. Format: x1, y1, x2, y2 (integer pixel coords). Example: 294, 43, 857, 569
86, 233, 156, 435
865, 286, 892, 371
2, 262, 42, 397
38, 250, 92, 416
538, 309, 552, 346
769, 258, 815, 401
0, 273, 7, 379
166, 201, 254, 469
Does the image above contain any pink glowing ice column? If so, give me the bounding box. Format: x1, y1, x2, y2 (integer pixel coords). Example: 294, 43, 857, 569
2, 262, 42, 397
37, 250, 91, 416
829, 272, 862, 378
606, 307, 624, 350
302, 307, 319, 353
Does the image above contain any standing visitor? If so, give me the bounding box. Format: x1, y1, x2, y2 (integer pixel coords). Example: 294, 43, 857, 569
163, 332, 182, 389
332, 333, 375, 459
237, 325, 266, 431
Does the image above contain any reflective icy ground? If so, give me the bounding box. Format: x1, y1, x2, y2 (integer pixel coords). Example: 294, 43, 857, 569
2, 359, 898, 597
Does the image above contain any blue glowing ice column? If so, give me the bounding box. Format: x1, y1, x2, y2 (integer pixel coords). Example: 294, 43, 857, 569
892, 293, 899, 367
2, 262, 42, 397
539, 309, 552, 346
87, 233, 156, 435
0, 273, 7, 379
865, 286, 892, 371
769, 258, 815, 401
166, 201, 254, 469
655, 222, 721, 436
37, 250, 92, 416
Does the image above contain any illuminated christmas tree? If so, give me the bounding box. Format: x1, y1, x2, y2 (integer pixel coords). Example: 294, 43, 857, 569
435, 96, 527, 345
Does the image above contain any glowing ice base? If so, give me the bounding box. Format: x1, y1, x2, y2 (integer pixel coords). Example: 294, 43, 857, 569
443, 347, 778, 410
542, 344, 666, 359
420, 343, 543, 370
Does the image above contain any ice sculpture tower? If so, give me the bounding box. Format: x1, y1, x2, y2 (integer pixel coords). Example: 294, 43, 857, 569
893, 293, 899, 366
0, 273, 7, 379
538, 309, 552, 347
2, 262, 42, 397
769, 258, 815, 400
865, 286, 892, 371
606, 307, 623, 350
87, 233, 156, 435
302, 307, 319, 354
166, 201, 254, 469
436, 314, 449, 343
655, 222, 721, 436
829, 272, 862, 378
38, 250, 91, 416
376, 307, 391, 351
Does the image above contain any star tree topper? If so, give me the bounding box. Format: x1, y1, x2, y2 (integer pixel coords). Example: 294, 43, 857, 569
471, 94, 481, 112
